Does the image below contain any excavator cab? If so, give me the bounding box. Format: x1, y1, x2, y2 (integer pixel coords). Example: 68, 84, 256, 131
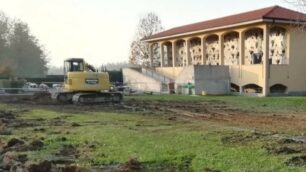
64, 58, 85, 73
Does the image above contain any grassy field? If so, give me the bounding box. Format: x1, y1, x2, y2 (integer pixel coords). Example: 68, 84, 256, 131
1, 95, 306, 171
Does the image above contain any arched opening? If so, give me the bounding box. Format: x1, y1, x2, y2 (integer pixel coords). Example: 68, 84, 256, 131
269, 26, 288, 65
224, 32, 240, 65
270, 84, 287, 94
189, 37, 202, 65
242, 84, 263, 93
231, 83, 240, 93
175, 40, 186, 66
205, 34, 219, 65
162, 41, 173, 67
244, 28, 264, 65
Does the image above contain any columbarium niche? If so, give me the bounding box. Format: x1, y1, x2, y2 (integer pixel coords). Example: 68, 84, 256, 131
231, 83, 240, 93
189, 38, 202, 65
205, 35, 220, 65
162, 42, 173, 67
243, 84, 263, 93
224, 32, 240, 65
244, 28, 264, 65
270, 84, 287, 94
269, 27, 288, 65
176, 40, 186, 66
151, 43, 160, 67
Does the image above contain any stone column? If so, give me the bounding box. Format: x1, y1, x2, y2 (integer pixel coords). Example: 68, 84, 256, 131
159, 42, 164, 67
263, 25, 270, 96
149, 43, 153, 67
201, 36, 206, 65
185, 39, 190, 66
172, 40, 176, 67
219, 34, 224, 65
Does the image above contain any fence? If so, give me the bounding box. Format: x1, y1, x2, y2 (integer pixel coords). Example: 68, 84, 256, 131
123, 82, 196, 95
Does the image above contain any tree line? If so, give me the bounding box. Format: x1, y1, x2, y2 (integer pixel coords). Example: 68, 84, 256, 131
0, 11, 47, 78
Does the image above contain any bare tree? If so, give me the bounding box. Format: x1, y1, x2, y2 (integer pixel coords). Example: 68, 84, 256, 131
284, 0, 306, 10
282, 0, 306, 32
129, 12, 164, 67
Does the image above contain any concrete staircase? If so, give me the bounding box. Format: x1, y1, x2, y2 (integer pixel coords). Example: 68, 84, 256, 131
141, 68, 173, 83
122, 67, 174, 93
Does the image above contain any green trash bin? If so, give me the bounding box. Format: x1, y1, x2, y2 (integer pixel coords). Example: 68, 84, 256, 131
183, 82, 194, 95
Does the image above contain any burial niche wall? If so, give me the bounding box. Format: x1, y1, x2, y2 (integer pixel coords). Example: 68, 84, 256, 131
205, 35, 220, 65
224, 32, 239, 65
245, 28, 264, 65
152, 43, 160, 67
176, 40, 186, 66
189, 38, 202, 65
163, 42, 173, 67
269, 27, 288, 65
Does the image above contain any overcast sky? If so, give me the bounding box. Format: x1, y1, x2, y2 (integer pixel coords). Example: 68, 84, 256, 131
0, 0, 294, 66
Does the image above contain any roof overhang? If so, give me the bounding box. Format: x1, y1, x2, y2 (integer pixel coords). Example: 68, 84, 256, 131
144, 18, 306, 42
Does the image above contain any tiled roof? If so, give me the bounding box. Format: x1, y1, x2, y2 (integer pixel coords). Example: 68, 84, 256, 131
146, 6, 306, 41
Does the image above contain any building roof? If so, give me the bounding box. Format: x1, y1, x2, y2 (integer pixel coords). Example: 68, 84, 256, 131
146, 6, 306, 41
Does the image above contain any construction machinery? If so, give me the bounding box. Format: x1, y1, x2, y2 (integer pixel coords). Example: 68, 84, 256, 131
51, 58, 122, 104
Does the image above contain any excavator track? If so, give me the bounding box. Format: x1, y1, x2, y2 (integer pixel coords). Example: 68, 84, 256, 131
72, 92, 123, 104
52, 92, 74, 103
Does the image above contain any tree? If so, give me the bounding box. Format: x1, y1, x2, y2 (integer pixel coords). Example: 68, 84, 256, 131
48, 66, 64, 75
129, 12, 164, 67
8, 21, 48, 77
0, 11, 48, 78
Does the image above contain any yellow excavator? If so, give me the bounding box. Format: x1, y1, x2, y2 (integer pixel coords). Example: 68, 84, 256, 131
52, 58, 122, 104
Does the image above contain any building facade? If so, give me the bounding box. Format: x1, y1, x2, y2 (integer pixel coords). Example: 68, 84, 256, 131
140, 6, 306, 96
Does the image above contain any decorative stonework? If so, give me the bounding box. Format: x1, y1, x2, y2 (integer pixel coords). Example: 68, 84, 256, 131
163, 43, 173, 67
244, 29, 264, 64
205, 35, 220, 65
224, 32, 239, 65
269, 27, 287, 64
189, 38, 202, 65
152, 43, 160, 67
176, 40, 186, 66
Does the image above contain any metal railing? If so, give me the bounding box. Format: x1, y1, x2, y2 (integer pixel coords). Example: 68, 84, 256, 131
141, 68, 173, 84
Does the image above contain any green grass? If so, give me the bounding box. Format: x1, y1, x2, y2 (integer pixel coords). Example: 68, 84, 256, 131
2, 95, 306, 171
127, 95, 306, 113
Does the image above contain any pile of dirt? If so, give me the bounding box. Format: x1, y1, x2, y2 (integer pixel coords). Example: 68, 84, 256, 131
286, 155, 306, 166
0, 138, 87, 172
0, 109, 36, 136
221, 131, 272, 145
0, 110, 16, 119
115, 158, 142, 172
56, 144, 78, 157
263, 135, 306, 156
204, 167, 221, 172
28, 140, 44, 151
265, 145, 302, 155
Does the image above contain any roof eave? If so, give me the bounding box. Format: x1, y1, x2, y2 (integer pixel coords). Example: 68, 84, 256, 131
144, 19, 264, 42
144, 18, 306, 43
263, 17, 306, 25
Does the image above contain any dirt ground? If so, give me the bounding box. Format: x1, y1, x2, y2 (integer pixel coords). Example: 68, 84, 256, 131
1, 96, 306, 171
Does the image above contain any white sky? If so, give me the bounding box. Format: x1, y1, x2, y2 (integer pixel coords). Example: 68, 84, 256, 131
0, 0, 294, 66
